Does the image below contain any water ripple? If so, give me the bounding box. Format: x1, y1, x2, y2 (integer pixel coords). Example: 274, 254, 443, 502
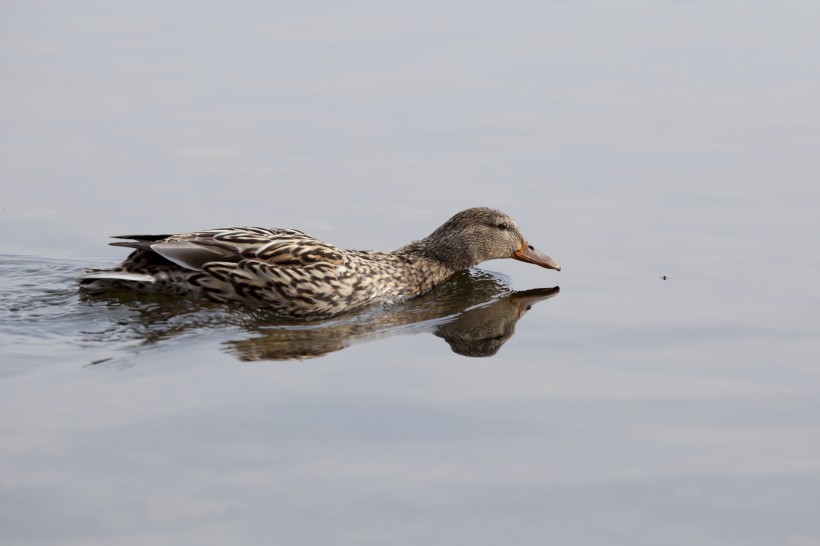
0, 255, 559, 369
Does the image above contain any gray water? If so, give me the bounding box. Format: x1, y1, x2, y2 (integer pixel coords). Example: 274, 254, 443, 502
2, 1, 820, 545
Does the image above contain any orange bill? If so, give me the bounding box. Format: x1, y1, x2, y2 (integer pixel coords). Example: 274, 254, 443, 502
512, 242, 561, 271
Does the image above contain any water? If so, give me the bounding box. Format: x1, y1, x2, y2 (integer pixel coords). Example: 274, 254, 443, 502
2, 1, 820, 545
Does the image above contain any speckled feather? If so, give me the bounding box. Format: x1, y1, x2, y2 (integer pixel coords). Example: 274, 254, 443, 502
80, 208, 560, 318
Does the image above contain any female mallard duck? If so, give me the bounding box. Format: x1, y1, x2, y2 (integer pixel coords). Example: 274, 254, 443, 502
80, 207, 560, 318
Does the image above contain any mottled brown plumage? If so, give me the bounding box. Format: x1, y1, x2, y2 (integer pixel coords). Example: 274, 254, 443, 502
79, 207, 560, 318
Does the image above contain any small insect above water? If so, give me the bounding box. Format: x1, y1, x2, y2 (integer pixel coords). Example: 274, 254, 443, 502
659, 275, 669, 280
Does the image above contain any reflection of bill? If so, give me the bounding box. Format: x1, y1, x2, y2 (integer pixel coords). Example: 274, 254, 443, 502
226, 271, 559, 361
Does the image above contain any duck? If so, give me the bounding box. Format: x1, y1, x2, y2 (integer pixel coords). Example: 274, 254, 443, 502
79, 207, 560, 318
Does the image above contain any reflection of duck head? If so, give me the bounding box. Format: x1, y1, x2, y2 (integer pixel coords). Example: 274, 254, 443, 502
434, 287, 560, 357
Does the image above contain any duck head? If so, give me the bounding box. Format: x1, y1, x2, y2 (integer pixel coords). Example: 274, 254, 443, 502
424, 208, 561, 272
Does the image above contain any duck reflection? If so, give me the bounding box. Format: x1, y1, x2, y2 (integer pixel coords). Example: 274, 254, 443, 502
80, 270, 558, 361
224, 271, 558, 360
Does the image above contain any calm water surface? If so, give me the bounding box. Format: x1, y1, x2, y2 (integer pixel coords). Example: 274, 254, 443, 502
2, 1, 820, 545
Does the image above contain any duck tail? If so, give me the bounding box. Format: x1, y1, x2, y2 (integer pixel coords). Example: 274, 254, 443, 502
78, 270, 157, 292
79, 271, 156, 284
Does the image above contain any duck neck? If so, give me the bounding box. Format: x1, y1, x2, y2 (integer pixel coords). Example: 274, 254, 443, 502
388, 240, 461, 296
418, 229, 479, 272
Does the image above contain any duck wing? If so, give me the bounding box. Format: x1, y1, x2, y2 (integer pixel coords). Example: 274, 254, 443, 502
112, 227, 345, 272
176, 229, 353, 315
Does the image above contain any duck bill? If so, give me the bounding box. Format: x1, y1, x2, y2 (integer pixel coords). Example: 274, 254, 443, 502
512, 243, 561, 271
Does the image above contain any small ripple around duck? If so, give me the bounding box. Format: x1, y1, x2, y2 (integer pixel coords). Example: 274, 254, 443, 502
0, 255, 233, 371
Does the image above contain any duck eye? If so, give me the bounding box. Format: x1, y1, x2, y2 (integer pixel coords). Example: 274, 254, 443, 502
497, 222, 509, 230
